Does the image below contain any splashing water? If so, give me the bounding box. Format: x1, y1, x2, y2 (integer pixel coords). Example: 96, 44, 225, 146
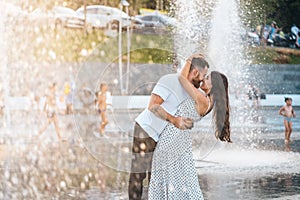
171, 0, 214, 58
172, 0, 300, 175
194, 145, 300, 175
1, 0, 299, 199
1, 2, 11, 127
172, 0, 249, 85
207, 0, 248, 82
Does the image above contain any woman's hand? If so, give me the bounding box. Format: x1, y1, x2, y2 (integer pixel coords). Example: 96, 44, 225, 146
186, 53, 205, 63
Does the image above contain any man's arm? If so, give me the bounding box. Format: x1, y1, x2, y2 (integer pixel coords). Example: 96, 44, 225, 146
148, 94, 193, 130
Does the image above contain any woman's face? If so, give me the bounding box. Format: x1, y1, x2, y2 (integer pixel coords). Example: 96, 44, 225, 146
200, 73, 212, 92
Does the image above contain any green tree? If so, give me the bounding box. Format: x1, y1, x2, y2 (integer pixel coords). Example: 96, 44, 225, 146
240, 0, 300, 32
274, 0, 300, 31
20, 0, 172, 15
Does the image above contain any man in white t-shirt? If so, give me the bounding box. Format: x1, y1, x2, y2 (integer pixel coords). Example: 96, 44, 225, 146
128, 55, 209, 200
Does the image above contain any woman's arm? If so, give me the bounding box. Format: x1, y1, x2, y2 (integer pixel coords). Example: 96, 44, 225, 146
179, 61, 208, 115
179, 61, 199, 101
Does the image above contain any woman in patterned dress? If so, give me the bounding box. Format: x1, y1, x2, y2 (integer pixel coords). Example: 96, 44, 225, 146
148, 57, 231, 200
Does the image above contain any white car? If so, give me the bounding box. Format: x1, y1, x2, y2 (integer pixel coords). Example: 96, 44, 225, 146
76, 5, 131, 29
135, 13, 177, 28
52, 6, 85, 29
28, 6, 85, 29
134, 13, 177, 34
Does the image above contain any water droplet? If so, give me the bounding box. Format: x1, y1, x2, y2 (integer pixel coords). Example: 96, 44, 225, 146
60, 181, 66, 189
80, 182, 86, 190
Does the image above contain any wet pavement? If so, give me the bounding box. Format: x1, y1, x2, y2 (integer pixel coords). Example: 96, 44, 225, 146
0, 106, 299, 199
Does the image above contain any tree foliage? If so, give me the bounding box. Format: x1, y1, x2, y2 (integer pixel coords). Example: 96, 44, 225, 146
21, 0, 299, 32
21, 0, 169, 15
240, 0, 300, 32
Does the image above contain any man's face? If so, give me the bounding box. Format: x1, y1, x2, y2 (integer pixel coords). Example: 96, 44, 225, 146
191, 66, 208, 88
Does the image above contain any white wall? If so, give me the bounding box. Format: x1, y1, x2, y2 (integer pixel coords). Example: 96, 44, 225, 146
3, 94, 300, 110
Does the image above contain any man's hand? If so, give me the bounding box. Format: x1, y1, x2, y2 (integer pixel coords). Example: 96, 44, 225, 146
148, 94, 194, 130
171, 116, 194, 130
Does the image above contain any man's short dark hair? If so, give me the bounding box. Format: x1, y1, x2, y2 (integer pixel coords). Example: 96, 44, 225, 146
190, 57, 209, 72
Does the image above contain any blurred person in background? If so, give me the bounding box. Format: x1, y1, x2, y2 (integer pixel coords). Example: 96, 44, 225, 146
279, 97, 296, 146
64, 82, 73, 115
38, 83, 63, 141
291, 24, 300, 48
96, 83, 109, 136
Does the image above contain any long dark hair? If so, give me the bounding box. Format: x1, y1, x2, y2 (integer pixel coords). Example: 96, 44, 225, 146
210, 71, 231, 142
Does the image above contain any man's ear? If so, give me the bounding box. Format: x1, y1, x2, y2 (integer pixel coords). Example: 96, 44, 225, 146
193, 68, 199, 77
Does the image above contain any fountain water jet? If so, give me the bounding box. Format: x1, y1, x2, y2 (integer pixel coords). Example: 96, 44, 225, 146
172, 0, 300, 173
1, 3, 11, 128
207, 0, 248, 84
172, 0, 214, 58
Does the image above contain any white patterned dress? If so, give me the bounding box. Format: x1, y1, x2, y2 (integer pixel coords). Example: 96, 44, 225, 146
148, 98, 204, 200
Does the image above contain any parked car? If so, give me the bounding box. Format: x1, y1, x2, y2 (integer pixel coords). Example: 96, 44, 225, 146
131, 17, 144, 29
76, 5, 131, 30
27, 6, 85, 29
134, 13, 177, 34
135, 13, 177, 28
52, 6, 85, 29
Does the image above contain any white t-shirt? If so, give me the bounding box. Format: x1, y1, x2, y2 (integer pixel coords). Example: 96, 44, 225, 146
135, 73, 189, 142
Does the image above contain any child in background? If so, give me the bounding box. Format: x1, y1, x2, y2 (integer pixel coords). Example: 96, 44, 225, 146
278, 97, 296, 144
97, 83, 109, 136
39, 83, 62, 141
64, 82, 73, 115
